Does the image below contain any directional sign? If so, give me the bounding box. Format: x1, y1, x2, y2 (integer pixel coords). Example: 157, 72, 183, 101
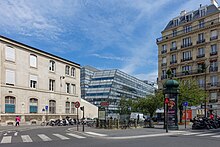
45, 106, 48, 110
75, 101, 80, 108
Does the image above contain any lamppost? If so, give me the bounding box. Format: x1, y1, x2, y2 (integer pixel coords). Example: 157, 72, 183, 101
60, 76, 65, 118
203, 62, 210, 118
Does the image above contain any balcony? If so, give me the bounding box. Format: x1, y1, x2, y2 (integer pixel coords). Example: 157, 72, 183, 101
207, 82, 220, 88
181, 57, 192, 62
210, 51, 217, 56
170, 47, 177, 52
156, 17, 220, 43
209, 99, 218, 103
161, 50, 167, 54
196, 54, 205, 58
209, 66, 218, 72
181, 43, 192, 48
161, 75, 167, 80
197, 68, 205, 73
161, 63, 167, 66
197, 39, 205, 44
170, 60, 177, 64
181, 70, 192, 76
210, 36, 218, 41
198, 83, 205, 88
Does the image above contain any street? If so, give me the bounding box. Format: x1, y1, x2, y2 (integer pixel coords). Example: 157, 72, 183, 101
0, 125, 220, 147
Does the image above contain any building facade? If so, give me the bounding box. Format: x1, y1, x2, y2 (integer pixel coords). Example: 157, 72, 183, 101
157, 0, 220, 114
0, 35, 82, 125
81, 66, 155, 114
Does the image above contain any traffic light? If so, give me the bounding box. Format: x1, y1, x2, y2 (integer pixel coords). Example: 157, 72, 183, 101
80, 106, 84, 111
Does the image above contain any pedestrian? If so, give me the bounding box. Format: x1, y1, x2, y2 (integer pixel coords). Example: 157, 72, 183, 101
15, 116, 20, 126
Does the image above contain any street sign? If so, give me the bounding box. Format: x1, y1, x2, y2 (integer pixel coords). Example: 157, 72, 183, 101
75, 101, 80, 108
45, 106, 48, 110
183, 101, 188, 107
165, 98, 169, 104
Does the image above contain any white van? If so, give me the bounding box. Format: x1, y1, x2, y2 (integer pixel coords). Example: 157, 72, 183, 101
130, 113, 145, 121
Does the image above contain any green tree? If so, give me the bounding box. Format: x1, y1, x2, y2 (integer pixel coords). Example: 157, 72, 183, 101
119, 97, 133, 115
178, 78, 207, 123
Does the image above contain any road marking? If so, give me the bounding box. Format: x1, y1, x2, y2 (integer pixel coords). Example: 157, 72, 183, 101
196, 133, 217, 137
85, 132, 107, 137
211, 135, 220, 138
21, 135, 33, 142
53, 134, 69, 140
182, 132, 201, 135
14, 132, 18, 136
38, 134, 52, 141
66, 133, 86, 139
3, 133, 7, 136
1, 136, 12, 144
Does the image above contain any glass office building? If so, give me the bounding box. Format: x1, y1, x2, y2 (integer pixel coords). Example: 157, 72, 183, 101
81, 66, 155, 113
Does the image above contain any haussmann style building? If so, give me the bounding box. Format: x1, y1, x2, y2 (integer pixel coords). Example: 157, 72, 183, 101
80, 66, 155, 114
0, 35, 97, 125
157, 0, 220, 115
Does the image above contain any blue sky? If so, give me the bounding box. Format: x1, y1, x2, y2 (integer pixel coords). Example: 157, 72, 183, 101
0, 0, 211, 82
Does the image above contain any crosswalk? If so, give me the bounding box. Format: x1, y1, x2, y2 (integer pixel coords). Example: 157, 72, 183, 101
180, 131, 220, 138
0, 132, 97, 144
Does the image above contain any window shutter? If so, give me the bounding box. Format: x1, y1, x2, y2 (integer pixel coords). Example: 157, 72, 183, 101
5, 46, 15, 61
6, 69, 15, 84
30, 55, 37, 67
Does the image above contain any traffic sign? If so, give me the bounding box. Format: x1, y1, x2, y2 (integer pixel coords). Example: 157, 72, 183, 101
100, 101, 109, 107
183, 101, 188, 107
75, 101, 80, 108
45, 105, 48, 110
165, 98, 169, 104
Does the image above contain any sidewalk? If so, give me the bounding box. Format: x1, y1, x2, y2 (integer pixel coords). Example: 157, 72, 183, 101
0, 124, 51, 132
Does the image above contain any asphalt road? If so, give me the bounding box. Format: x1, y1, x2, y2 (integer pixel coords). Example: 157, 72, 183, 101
0, 126, 220, 147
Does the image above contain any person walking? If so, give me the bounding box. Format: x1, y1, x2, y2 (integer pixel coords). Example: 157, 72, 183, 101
15, 116, 20, 126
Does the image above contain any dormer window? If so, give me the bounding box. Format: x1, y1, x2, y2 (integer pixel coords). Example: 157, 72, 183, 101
185, 14, 193, 22
200, 9, 206, 17
173, 19, 179, 26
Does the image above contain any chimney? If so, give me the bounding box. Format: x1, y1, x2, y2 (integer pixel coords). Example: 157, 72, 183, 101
180, 10, 186, 16
211, 0, 218, 7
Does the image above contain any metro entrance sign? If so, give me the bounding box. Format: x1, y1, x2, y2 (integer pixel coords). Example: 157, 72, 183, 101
75, 101, 80, 108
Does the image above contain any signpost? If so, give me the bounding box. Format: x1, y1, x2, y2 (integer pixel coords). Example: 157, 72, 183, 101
75, 101, 80, 131
183, 101, 188, 129
80, 106, 85, 132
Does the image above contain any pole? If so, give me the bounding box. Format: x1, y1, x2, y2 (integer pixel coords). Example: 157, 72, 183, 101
77, 108, 79, 131
166, 103, 168, 133
82, 106, 85, 132
185, 105, 186, 129
204, 67, 207, 117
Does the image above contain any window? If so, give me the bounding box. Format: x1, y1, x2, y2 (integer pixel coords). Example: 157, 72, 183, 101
210, 76, 218, 86
30, 54, 37, 68
198, 48, 205, 55
182, 51, 191, 59
162, 44, 167, 51
173, 29, 177, 37
210, 92, 217, 100
5, 46, 15, 61
185, 14, 192, 22
199, 8, 206, 17
71, 102, 75, 113
65, 102, 70, 114
210, 60, 218, 71
162, 57, 166, 64
182, 37, 191, 47
173, 19, 179, 26
65, 66, 70, 75
211, 44, 217, 53
6, 69, 15, 85
5, 96, 15, 113
171, 41, 176, 48
49, 79, 55, 91
71, 67, 75, 77
71, 84, 76, 94
171, 54, 176, 62
49, 60, 55, 72
184, 25, 192, 33
49, 100, 56, 114
182, 65, 192, 72
199, 20, 205, 28
30, 75, 37, 88
30, 98, 38, 113
210, 30, 218, 40
171, 68, 176, 77
198, 78, 204, 86
66, 83, 70, 93
198, 33, 204, 41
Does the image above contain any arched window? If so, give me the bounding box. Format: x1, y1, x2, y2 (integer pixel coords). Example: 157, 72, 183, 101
65, 65, 70, 75
49, 100, 56, 114
30, 54, 37, 68
65, 101, 70, 114
30, 98, 38, 113
71, 67, 75, 77
49, 60, 55, 72
5, 96, 15, 113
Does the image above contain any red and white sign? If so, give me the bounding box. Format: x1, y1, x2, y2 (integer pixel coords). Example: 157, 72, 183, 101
75, 101, 80, 108
100, 101, 109, 107
165, 98, 169, 104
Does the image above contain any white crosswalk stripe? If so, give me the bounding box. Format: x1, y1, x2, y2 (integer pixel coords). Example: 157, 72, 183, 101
85, 132, 107, 137
53, 134, 69, 140
183, 132, 201, 135
196, 133, 217, 137
21, 135, 33, 142
66, 133, 86, 139
1, 136, 12, 144
211, 135, 220, 138
38, 134, 52, 141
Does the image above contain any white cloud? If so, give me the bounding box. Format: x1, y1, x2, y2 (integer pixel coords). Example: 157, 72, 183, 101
91, 54, 130, 62
135, 70, 158, 82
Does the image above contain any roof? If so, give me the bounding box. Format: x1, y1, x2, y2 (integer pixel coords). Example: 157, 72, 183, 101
0, 35, 80, 67
163, 4, 220, 31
